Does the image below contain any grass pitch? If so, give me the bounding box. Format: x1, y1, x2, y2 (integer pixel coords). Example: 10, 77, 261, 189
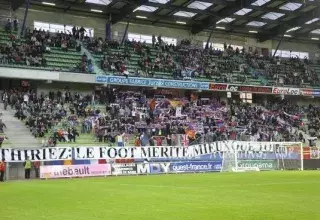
1, 171, 320, 220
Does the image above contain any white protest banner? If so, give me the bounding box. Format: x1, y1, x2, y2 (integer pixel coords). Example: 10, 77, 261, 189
0, 141, 298, 162
0, 147, 73, 162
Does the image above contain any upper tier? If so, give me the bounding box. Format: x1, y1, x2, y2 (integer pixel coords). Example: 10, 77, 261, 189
1, 28, 320, 88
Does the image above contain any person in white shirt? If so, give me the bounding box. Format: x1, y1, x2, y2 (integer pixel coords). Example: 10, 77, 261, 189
117, 133, 125, 147
91, 93, 95, 106
23, 93, 29, 104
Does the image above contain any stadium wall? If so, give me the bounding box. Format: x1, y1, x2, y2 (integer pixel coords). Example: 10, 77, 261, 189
272, 41, 318, 59
11, 8, 318, 56
36, 82, 95, 95
14, 8, 110, 39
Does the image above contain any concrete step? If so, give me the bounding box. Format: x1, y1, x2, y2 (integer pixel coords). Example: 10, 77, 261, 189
0, 103, 40, 148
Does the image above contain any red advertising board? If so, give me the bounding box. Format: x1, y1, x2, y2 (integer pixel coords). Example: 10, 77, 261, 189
300, 89, 313, 96
227, 85, 272, 93
209, 83, 228, 91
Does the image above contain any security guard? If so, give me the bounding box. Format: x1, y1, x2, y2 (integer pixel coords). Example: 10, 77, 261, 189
24, 157, 32, 179
0, 158, 5, 182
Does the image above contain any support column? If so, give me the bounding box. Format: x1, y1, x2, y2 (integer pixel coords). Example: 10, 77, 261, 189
106, 23, 111, 41
205, 28, 214, 49
272, 32, 285, 58
106, 14, 112, 40
121, 20, 130, 46
20, 0, 30, 37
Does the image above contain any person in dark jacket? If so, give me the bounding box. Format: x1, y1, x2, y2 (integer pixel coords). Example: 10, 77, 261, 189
33, 161, 40, 178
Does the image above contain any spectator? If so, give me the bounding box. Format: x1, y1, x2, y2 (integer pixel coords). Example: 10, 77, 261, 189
0, 159, 5, 182
5, 19, 11, 33
33, 161, 40, 178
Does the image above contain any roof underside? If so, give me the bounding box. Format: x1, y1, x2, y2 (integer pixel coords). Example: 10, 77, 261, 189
12, 0, 320, 42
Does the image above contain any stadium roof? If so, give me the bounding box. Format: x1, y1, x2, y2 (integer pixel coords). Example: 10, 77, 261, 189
16, 0, 320, 42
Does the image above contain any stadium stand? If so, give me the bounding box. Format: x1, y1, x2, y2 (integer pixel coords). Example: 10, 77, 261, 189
86, 39, 268, 85
0, 102, 40, 148
82, 37, 320, 88
0, 26, 92, 73
3, 2, 320, 219
1, 87, 311, 149
1, 21, 319, 88
0, 31, 319, 148
0, 0, 319, 149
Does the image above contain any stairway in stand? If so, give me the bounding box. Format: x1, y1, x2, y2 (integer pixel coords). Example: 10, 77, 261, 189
0, 104, 40, 148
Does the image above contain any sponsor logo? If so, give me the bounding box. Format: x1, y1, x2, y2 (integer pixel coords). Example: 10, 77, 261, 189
137, 163, 170, 174
228, 85, 239, 92
236, 86, 272, 93
237, 160, 276, 170
170, 162, 222, 172
313, 90, 320, 96
272, 87, 300, 95
96, 76, 209, 90
227, 85, 272, 93
40, 164, 111, 179
112, 163, 137, 175
301, 90, 313, 96
209, 84, 228, 91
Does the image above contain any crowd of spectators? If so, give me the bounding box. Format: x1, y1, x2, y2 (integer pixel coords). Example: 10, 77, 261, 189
83, 33, 320, 87
264, 57, 318, 87
306, 105, 320, 137
2, 18, 319, 86
91, 89, 308, 146
125, 38, 247, 81
0, 24, 48, 67
1, 20, 94, 73
1, 16, 320, 86
84, 35, 251, 81
85, 38, 128, 75
3, 85, 320, 148
1, 88, 98, 147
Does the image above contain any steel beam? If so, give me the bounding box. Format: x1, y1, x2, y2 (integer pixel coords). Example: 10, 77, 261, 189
191, 0, 257, 34
257, 6, 320, 42
111, 0, 149, 24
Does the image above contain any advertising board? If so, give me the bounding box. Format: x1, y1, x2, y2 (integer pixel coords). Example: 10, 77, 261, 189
272, 87, 300, 95
237, 160, 276, 171
227, 85, 272, 93
96, 76, 209, 90
112, 163, 137, 175
40, 164, 111, 179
